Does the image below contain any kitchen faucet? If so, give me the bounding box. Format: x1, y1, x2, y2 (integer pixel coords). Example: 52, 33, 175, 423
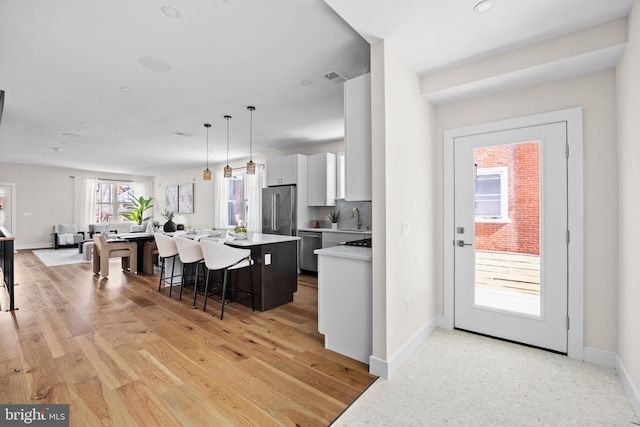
352, 207, 362, 230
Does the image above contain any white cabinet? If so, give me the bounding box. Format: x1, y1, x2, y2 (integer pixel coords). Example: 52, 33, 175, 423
344, 73, 372, 201
266, 154, 298, 186
317, 250, 372, 364
307, 153, 336, 206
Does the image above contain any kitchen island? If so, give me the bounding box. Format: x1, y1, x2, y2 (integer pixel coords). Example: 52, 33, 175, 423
315, 244, 372, 363
222, 233, 300, 311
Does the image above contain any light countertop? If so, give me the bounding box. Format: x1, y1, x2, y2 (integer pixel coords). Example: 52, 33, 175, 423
315, 245, 372, 261
216, 233, 299, 247
299, 227, 371, 234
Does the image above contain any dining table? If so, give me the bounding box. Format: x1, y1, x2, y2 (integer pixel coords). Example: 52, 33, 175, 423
116, 232, 156, 274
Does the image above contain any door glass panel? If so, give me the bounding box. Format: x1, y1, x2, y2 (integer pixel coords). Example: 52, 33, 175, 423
473, 141, 541, 316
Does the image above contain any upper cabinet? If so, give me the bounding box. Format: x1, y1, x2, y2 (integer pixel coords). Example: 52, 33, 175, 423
344, 73, 372, 201
266, 154, 299, 186
307, 153, 336, 206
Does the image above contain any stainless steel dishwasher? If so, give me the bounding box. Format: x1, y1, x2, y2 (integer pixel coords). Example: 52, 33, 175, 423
299, 230, 322, 272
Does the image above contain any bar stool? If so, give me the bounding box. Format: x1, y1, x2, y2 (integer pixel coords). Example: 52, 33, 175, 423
174, 236, 205, 305
153, 233, 179, 296
200, 239, 255, 320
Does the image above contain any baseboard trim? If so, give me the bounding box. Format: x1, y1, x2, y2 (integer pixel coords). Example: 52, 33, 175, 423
369, 316, 438, 379
16, 244, 53, 251
583, 346, 617, 368
617, 355, 640, 420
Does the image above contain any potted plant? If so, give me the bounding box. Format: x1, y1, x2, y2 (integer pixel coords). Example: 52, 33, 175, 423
326, 208, 341, 229
161, 209, 177, 232
122, 196, 154, 225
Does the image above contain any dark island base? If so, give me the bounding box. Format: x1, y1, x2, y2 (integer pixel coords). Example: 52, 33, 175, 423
223, 240, 298, 312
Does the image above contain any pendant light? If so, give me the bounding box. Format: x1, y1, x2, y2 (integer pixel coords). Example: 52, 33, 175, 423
203, 123, 212, 180
246, 106, 256, 175
224, 115, 232, 178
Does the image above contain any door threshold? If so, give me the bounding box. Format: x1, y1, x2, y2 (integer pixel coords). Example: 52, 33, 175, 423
454, 328, 567, 356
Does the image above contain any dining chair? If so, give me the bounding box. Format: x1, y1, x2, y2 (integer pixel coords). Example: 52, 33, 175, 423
200, 239, 255, 320
174, 236, 205, 305
92, 234, 137, 277
153, 233, 180, 296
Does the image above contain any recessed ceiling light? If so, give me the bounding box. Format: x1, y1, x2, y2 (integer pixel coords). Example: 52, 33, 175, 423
119, 86, 132, 93
161, 5, 181, 19
300, 80, 312, 86
80, 122, 91, 126
61, 132, 81, 138
54, 147, 63, 152
139, 56, 172, 72
474, 0, 495, 13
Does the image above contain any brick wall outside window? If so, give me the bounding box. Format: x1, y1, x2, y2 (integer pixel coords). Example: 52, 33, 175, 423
475, 142, 540, 255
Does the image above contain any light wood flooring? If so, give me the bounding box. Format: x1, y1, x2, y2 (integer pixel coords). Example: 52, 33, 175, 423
0, 250, 377, 426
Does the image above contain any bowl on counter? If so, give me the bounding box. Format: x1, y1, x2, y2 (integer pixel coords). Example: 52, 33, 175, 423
229, 232, 247, 240
207, 229, 222, 237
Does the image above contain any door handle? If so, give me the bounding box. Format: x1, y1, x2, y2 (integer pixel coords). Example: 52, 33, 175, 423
273, 193, 279, 231
457, 240, 473, 247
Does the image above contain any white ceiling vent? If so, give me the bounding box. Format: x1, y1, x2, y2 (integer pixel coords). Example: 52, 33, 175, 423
324, 70, 348, 84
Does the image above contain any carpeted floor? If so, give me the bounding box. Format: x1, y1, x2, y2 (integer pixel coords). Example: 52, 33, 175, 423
334, 328, 639, 426
33, 248, 89, 267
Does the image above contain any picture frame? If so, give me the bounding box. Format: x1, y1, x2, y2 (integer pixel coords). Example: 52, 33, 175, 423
166, 185, 178, 214
179, 183, 194, 214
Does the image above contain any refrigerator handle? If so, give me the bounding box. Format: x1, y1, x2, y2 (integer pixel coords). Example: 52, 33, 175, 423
272, 193, 278, 231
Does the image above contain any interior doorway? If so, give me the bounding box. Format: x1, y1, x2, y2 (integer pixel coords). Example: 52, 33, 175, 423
0, 183, 16, 234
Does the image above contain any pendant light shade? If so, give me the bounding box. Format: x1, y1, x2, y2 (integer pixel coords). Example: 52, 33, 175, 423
203, 123, 212, 180
246, 106, 256, 175
224, 115, 232, 178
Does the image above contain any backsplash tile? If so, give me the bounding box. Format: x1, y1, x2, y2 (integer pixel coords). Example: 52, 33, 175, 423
312, 200, 372, 230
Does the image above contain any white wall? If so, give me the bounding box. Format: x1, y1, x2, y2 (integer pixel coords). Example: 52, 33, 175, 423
435, 69, 619, 353
616, 0, 640, 414
152, 140, 345, 229
0, 163, 152, 249
370, 40, 438, 375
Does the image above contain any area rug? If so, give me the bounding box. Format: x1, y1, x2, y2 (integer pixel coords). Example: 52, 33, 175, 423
33, 248, 89, 267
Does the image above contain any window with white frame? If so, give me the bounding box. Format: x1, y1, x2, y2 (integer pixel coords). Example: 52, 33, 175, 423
95, 182, 135, 223
227, 171, 248, 227
475, 166, 508, 221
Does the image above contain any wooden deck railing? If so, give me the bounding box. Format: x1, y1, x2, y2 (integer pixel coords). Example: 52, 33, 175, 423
475, 250, 540, 295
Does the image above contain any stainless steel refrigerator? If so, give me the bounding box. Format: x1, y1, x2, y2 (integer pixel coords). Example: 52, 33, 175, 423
262, 185, 297, 236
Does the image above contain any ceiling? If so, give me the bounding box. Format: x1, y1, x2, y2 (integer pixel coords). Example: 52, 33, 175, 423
0, 0, 634, 177
0, 0, 370, 176
325, 0, 634, 75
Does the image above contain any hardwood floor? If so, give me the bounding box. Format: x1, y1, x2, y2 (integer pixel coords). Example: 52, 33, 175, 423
1, 251, 377, 426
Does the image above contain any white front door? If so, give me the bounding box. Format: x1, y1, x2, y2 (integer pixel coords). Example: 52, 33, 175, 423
454, 122, 568, 353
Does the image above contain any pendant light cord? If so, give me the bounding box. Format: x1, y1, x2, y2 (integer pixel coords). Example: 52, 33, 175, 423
248, 106, 254, 161
225, 116, 230, 166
